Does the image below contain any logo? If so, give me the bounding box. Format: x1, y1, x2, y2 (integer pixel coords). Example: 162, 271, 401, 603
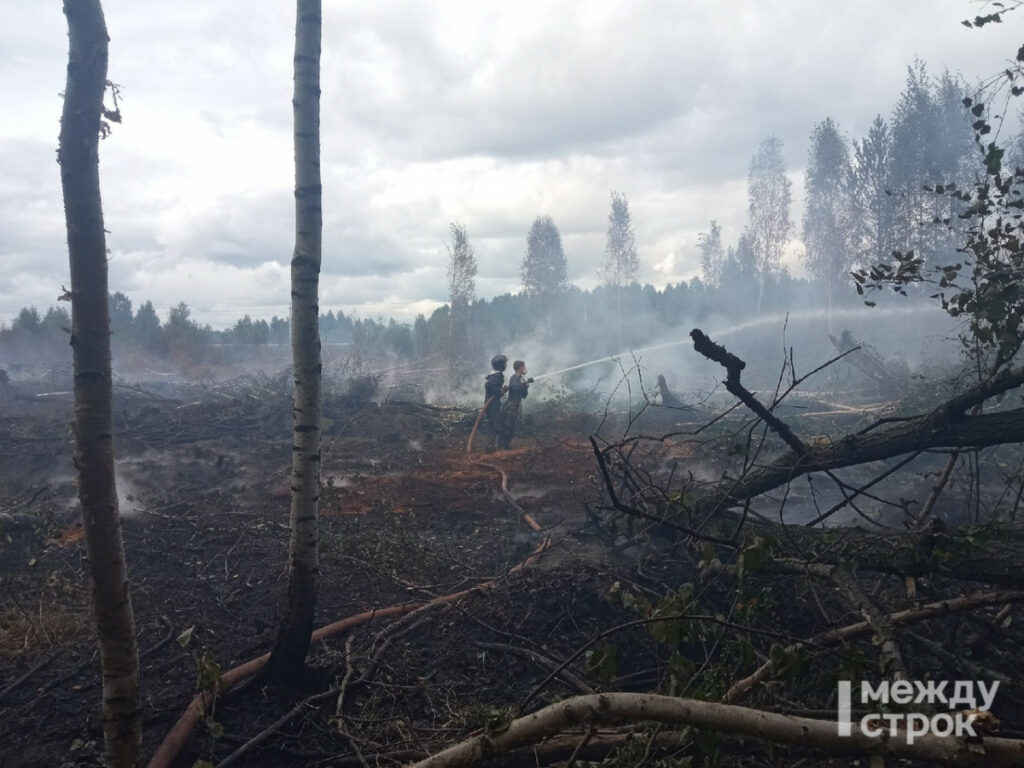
837, 680, 1000, 744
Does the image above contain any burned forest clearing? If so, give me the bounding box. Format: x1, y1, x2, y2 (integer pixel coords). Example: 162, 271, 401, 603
4, 339, 1024, 767
10, 1, 1024, 765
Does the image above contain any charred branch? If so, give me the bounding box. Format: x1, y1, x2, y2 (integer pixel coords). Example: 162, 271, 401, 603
686, 399, 1024, 521
690, 329, 807, 455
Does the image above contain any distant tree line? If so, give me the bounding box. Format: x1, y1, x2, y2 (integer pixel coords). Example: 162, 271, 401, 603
0, 271, 838, 372
698, 60, 987, 323
4, 59, 996, 374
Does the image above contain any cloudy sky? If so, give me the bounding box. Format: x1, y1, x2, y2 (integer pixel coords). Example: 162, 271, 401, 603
1, 1, 1021, 328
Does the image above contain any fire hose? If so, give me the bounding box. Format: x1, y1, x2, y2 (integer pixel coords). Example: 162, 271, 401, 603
148, 398, 548, 768
466, 395, 542, 533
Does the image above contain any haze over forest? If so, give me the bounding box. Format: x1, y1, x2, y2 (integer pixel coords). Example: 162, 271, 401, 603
2, 0, 1023, 335
13, 3, 1024, 766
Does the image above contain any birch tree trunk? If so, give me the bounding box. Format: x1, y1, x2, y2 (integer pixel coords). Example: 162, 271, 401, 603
58, 1, 141, 764
267, 0, 323, 679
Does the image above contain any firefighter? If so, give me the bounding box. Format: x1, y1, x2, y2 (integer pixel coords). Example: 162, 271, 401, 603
483, 354, 507, 452
499, 360, 532, 449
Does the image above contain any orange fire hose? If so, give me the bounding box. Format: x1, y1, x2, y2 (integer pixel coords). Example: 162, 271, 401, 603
148, 400, 548, 767
466, 396, 542, 532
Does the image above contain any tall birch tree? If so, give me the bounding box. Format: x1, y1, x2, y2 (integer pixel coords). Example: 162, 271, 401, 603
802, 118, 853, 324
58, 1, 140, 764
267, 0, 323, 679
446, 222, 476, 370
849, 116, 897, 268
747, 136, 792, 310
698, 220, 725, 289
521, 215, 568, 300
601, 191, 639, 288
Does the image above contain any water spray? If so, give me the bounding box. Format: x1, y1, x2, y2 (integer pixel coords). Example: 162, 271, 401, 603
531, 304, 939, 383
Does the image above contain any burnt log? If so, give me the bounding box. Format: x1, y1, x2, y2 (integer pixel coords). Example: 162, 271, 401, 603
682, 331, 1024, 521
830, 329, 907, 394
656, 374, 684, 408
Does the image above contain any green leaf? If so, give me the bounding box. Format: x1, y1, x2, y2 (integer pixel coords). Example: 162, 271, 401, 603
177, 625, 195, 647
205, 719, 224, 739
586, 643, 619, 682
985, 146, 1005, 176
484, 707, 513, 736
195, 653, 222, 693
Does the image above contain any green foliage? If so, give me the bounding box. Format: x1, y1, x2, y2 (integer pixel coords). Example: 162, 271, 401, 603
767, 643, 805, 681
853, 53, 1024, 368
602, 191, 640, 289
521, 215, 569, 298
586, 642, 620, 683
195, 652, 221, 693
737, 535, 774, 579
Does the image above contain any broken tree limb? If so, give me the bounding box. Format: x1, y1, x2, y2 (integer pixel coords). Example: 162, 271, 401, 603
831, 568, 908, 682
706, 522, 1024, 587
678, 337, 1024, 522
147, 539, 551, 768
589, 435, 735, 545
684, 406, 1024, 521
405, 692, 1024, 768
690, 329, 806, 455
722, 589, 1024, 704
745, 524, 1024, 587
830, 330, 904, 395
472, 642, 595, 696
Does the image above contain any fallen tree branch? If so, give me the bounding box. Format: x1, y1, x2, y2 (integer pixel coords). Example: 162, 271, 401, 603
723, 589, 1024, 703
148, 539, 551, 768
702, 523, 1024, 587
517, 611, 831, 716
673, 340, 1024, 521
214, 686, 339, 768
472, 642, 595, 696
832, 569, 907, 681
690, 329, 807, 455
686, 407, 1024, 521
589, 435, 735, 545
405, 692, 1024, 768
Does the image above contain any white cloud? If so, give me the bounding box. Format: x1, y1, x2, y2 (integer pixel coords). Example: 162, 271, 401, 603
1, 0, 1021, 327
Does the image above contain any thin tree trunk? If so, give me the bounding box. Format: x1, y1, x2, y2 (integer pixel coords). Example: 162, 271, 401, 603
266, 0, 323, 680
58, 1, 140, 764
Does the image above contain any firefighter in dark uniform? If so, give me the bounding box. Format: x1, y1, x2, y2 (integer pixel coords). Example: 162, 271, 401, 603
499, 360, 532, 449
483, 354, 507, 452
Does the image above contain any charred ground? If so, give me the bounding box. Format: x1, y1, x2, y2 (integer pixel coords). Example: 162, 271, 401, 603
2, 362, 1024, 767
0, 374, 636, 766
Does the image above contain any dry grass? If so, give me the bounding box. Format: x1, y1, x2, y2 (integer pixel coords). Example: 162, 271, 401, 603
0, 577, 90, 658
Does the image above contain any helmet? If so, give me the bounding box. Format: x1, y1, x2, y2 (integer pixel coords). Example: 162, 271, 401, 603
491, 354, 508, 371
